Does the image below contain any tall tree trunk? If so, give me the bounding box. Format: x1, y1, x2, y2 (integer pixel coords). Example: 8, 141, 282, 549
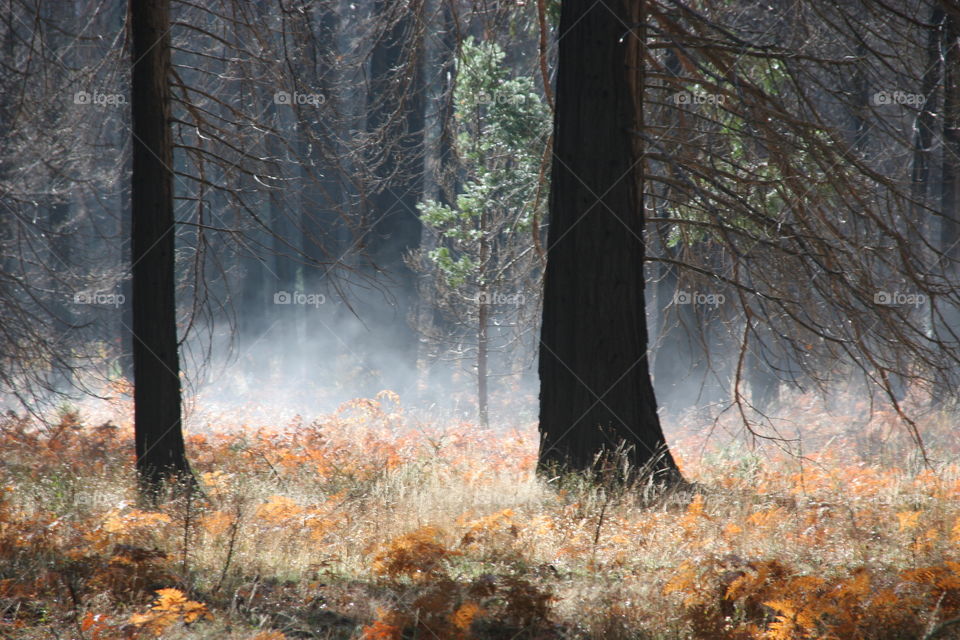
130, 0, 192, 499
477, 205, 490, 427
49, 200, 73, 392
477, 294, 489, 427
907, 5, 944, 404
910, 5, 944, 264
297, 4, 342, 379
416, 0, 456, 401
538, 0, 681, 482
849, 41, 872, 153
299, 2, 341, 278
363, 0, 425, 397
43, 0, 75, 394
941, 10, 960, 270
269, 98, 299, 301
937, 7, 960, 401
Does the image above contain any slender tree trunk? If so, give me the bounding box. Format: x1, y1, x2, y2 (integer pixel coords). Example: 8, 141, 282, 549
477, 295, 489, 427
237, 84, 269, 351
941, 11, 960, 268
49, 201, 73, 392
268, 95, 298, 303
910, 6, 944, 263
538, 0, 682, 482
478, 204, 490, 427
92, 0, 134, 383
295, 4, 341, 379
40, 0, 75, 393
130, 0, 192, 499
849, 41, 872, 153
907, 5, 944, 404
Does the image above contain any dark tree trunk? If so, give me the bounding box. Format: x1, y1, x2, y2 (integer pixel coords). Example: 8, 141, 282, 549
297, 3, 342, 377
941, 11, 960, 267
238, 245, 269, 343
129, 0, 192, 498
909, 5, 944, 259
49, 201, 74, 392
904, 5, 944, 405
269, 98, 299, 297
933, 7, 960, 403
363, 0, 425, 396
39, 0, 72, 393
537, 0, 682, 482
417, 0, 457, 401
299, 2, 341, 280
848, 41, 872, 153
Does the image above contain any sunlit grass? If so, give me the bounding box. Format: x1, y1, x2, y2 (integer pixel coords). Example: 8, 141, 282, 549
3, 390, 960, 638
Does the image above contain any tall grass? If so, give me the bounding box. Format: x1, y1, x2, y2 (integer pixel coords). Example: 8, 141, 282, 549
3, 390, 960, 639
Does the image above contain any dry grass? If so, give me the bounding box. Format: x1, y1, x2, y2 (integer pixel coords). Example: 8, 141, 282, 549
3, 389, 960, 639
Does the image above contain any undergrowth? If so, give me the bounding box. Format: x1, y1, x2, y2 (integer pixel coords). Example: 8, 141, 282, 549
2, 389, 960, 639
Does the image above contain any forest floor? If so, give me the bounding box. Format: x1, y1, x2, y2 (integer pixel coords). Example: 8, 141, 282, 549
3, 385, 960, 639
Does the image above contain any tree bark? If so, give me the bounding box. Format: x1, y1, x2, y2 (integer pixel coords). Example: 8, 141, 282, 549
537, 0, 682, 483
130, 0, 192, 499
